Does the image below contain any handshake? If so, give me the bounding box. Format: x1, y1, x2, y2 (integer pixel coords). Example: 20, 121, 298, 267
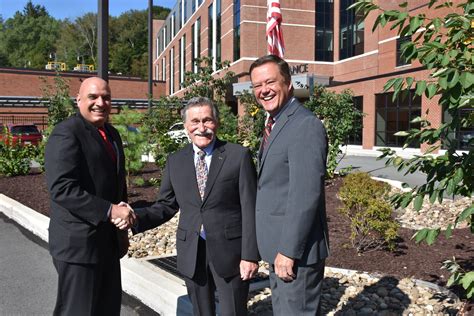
110, 202, 136, 230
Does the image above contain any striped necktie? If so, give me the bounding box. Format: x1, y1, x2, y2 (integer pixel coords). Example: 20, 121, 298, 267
261, 116, 274, 149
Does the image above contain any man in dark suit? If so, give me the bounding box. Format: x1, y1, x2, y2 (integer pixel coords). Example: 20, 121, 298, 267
122, 97, 259, 315
249, 55, 329, 315
45, 77, 135, 316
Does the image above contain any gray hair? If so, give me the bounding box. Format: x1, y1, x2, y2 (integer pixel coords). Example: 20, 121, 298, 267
181, 97, 220, 123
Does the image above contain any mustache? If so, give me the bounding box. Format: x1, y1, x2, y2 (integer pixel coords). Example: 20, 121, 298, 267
193, 129, 214, 137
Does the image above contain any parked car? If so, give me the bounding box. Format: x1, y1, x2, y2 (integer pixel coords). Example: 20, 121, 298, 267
0, 123, 43, 146
167, 122, 189, 142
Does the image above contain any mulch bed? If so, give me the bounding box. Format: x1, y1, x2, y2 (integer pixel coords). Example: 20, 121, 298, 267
1, 163, 473, 306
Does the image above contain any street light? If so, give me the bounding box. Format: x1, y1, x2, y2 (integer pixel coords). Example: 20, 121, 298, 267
148, 0, 153, 110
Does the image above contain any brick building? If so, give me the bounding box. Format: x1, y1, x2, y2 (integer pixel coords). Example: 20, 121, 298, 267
0, 68, 166, 130
153, 0, 472, 152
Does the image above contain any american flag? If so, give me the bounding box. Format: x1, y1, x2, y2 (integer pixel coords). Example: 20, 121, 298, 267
266, 0, 285, 57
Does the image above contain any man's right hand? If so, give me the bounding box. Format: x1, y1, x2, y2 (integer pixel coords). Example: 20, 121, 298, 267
110, 203, 136, 230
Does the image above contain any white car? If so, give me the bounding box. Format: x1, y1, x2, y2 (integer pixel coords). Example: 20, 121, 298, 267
167, 122, 189, 142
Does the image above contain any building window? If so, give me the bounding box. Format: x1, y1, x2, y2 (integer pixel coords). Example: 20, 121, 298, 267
158, 34, 162, 55
443, 108, 474, 150
375, 91, 421, 147
178, 0, 182, 30
208, 4, 213, 60
170, 48, 175, 94
162, 27, 167, 49
180, 35, 186, 85
192, 0, 196, 14
340, 0, 364, 60
171, 13, 176, 38
216, 0, 221, 64
162, 57, 166, 83
184, 0, 189, 23
192, 18, 201, 73
155, 64, 159, 80
315, 0, 334, 62
347, 96, 363, 145
396, 36, 411, 67
208, 0, 221, 69
233, 0, 241, 61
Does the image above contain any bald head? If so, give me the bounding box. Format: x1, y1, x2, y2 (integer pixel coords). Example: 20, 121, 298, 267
76, 77, 112, 127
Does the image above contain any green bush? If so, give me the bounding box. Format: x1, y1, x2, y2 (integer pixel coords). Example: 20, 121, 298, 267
112, 106, 149, 186
305, 86, 364, 179
338, 172, 399, 253
143, 96, 186, 174
0, 142, 35, 176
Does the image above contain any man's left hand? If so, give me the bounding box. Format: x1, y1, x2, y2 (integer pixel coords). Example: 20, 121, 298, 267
274, 252, 295, 282
240, 260, 258, 281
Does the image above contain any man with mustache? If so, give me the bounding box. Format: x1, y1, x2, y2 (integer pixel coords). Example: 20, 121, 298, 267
120, 97, 259, 315
45, 77, 135, 315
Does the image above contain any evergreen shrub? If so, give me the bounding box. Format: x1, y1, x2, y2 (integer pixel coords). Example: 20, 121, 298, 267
338, 172, 399, 253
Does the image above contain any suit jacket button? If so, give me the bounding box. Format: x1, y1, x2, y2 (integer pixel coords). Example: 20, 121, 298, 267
257, 185, 261, 190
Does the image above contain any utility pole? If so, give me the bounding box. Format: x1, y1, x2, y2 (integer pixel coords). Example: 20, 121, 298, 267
98, 0, 109, 81
148, 0, 154, 109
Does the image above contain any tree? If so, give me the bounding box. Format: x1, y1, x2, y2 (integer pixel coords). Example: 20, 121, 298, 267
305, 86, 364, 178
112, 107, 149, 186
351, 0, 473, 298
0, 1, 60, 68
110, 10, 148, 77
74, 13, 97, 66
152, 6, 171, 20
55, 19, 94, 70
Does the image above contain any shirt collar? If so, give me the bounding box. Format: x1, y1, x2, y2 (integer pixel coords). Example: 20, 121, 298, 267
192, 138, 216, 156
269, 97, 294, 122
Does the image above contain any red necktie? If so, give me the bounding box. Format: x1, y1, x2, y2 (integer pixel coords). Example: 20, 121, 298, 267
261, 116, 274, 149
98, 127, 117, 162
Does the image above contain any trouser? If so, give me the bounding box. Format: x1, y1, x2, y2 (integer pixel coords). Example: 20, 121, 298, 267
184, 237, 250, 316
52, 256, 122, 316
269, 259, 326, 316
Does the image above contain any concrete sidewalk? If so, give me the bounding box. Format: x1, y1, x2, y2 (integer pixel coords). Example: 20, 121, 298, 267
0, 194, 191, 316
338, 154, 426, 188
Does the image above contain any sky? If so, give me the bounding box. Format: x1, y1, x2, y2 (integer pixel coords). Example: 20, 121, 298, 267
1, 0, 176, 20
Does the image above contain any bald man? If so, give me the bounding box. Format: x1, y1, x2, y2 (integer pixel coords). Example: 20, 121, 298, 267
45, 77, 135, 315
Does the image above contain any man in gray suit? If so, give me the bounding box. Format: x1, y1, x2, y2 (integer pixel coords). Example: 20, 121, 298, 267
249, 55, 329, 315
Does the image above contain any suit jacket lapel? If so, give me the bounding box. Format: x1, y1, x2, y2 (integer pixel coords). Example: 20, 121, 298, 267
79, 115, 118, 174
258, 99, 299, 175
202, 139, 226, 204
105, 123, 120, 173
184, 144, 203, 204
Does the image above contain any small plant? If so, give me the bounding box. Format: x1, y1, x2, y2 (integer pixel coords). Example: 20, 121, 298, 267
236, 91, 266, 160
151, 133, 183, 172
442, 257, 474, 299
338, 172, 399, 253
0, 130, 36, 176
305, 86, 364, 179
148, 177, 160, 187
132, 177, 146, 187
37, 74, 76, 171
143, 96, 185, 172
112, 106, 149, 186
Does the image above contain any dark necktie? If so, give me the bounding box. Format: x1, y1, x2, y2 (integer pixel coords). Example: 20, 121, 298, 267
98, 127, 117, 162
261, 116, 274, 149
